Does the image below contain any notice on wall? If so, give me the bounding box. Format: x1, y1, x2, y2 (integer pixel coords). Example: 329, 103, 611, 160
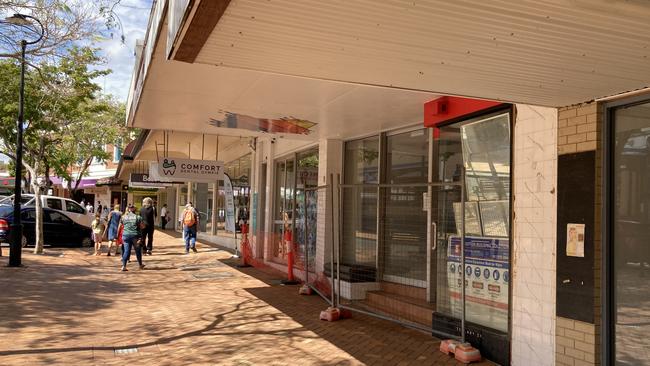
447, 236, 509, 332
566, 223, 585, 257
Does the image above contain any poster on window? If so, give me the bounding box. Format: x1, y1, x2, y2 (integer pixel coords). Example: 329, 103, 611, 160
566, 223, 585, 257
447, 236, 509, 332
224, 174, 236, 232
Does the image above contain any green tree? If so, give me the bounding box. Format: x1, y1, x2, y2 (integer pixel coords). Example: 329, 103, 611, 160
53, 96, 127, 195
0, 46, 127, 253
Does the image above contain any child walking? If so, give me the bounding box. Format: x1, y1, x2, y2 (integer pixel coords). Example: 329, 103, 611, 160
91, 212, 106, 256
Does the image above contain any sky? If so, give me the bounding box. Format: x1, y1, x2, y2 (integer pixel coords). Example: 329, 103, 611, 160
0, 1, 152, 163
96, 0, 153, 102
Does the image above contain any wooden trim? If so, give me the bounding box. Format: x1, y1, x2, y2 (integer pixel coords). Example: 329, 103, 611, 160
173, 0, 231, 63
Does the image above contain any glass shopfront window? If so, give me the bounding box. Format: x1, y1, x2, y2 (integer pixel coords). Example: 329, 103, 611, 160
340, 110, 512, 335
383, 129, 429, 286
294, 148, 319, 272
342, 136, 379, 266
435, 111, 511, 333
610, 100, 650, 365
272, 148, 318, 266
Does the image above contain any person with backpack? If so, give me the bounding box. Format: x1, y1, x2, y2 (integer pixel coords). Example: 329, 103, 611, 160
181, 202, 199, 254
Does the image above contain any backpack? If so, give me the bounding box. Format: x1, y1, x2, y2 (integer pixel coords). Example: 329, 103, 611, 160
183, 209, 196, 227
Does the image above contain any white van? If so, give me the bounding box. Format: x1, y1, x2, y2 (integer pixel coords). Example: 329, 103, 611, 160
0, 194, 92, 228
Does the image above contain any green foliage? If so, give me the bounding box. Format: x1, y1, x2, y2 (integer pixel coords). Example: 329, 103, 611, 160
0, 45, 127, 191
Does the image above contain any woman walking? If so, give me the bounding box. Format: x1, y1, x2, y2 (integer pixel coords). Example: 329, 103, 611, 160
119, 203, 146, 272
91, 212, 105, 256
105, 204, 122, 257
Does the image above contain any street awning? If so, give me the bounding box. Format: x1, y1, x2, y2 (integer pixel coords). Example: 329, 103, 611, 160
183, 0, 650, 107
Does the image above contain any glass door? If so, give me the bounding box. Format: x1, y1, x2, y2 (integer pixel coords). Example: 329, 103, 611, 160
611, 100, 650, 365
381, 128, 429, 287
272, 158, 295, 264
433, 111, 511, 334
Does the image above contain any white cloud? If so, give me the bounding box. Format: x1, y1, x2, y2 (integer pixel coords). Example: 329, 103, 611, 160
95, 0, 153, 102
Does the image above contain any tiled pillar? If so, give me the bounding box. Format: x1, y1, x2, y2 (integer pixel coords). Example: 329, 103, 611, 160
511, 104, 558, 366
556, 102, 602, 366
315, 139, 342, 285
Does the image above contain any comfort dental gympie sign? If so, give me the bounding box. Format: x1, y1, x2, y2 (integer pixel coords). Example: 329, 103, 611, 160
158, 157, 224, 183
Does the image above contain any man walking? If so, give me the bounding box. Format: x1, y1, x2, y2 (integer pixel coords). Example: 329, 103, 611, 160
181, 202, 199, 254
140, 197, 156, 255
160, 204, 168, 230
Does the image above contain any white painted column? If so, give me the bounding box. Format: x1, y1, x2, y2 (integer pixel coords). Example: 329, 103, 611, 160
315, 139, 343, 278
511, 104, 558, 366
263, 138, 275, 261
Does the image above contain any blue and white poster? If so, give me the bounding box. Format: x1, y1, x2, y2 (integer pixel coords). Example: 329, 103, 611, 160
447, 236, 509, 332
224, 173, 236, 233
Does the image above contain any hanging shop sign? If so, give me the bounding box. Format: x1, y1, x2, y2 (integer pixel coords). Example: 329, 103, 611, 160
447, 235, 509, 333
224, 173, 236, 232
129, 173, 172, 189
158, 157, 224, 183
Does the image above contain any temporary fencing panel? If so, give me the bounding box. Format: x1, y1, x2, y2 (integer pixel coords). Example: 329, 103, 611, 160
333, 180, 469, 338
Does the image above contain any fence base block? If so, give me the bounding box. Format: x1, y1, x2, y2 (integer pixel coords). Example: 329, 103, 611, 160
339, 308, 353, 319
298, 284, 313, 295
319, 307, 341, 322
439, 340, 481, 364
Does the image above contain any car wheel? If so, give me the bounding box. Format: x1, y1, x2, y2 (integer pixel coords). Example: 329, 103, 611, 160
21, 235, 27, 248
81, 237, 93, 248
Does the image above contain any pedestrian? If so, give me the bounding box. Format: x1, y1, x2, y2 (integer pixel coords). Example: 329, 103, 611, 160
181, 202, 199, 254
102, 206, 109, 220
105, 204, 122, 257
86, 202, 94, 214
91, 212, 105, 256
119, 203, 146, 272
160, 203, 168, 230
140, 197, 156, 255
97, 201, 103, 217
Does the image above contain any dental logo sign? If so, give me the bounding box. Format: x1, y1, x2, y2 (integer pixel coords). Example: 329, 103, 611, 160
158, 157, 224, 183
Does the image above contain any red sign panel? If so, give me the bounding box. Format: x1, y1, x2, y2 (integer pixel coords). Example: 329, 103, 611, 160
424, 96, 504, 129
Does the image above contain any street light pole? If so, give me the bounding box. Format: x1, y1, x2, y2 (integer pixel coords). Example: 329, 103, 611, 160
9, 39, 27, 267
5, 14, 43, 267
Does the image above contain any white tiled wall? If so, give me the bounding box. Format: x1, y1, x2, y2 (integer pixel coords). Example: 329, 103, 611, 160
315, 139, 342, 275
511, 104, 558, 366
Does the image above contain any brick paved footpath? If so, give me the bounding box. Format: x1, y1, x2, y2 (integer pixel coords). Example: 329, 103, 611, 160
0, 230, 495, 366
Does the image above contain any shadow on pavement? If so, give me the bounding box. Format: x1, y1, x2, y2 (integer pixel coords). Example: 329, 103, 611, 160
220, 258, 494, 366
0, 261, 131, 349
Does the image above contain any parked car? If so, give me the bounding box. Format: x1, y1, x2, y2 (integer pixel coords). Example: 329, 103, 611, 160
0, 194, 91, 228
0, 206, 93, 247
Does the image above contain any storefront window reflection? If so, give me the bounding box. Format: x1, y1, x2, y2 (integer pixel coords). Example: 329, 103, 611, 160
437, 112, 511, 333
342, 136, 379, 267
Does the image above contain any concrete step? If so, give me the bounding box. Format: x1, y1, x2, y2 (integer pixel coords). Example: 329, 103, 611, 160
364, 290, 434, 327
380, 281, 427, 301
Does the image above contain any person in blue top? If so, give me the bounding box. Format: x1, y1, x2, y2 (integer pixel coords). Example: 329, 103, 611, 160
104, 204, 122, 257
119, 203, 146, 272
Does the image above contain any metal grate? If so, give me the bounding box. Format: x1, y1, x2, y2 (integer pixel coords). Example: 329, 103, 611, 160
334, 181, 466, 337
114, 347, 138, 355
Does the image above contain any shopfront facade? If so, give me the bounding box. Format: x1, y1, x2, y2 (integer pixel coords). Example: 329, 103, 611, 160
123, 2, 650, 365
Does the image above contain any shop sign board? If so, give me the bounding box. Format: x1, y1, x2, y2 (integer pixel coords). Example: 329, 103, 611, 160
447, 235, 509, 332
129, 173, 172, 189
224, 174, 236, 232
158, 157, 224, 183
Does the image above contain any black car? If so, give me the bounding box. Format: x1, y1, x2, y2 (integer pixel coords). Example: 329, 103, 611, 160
0, 206, 93, 247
